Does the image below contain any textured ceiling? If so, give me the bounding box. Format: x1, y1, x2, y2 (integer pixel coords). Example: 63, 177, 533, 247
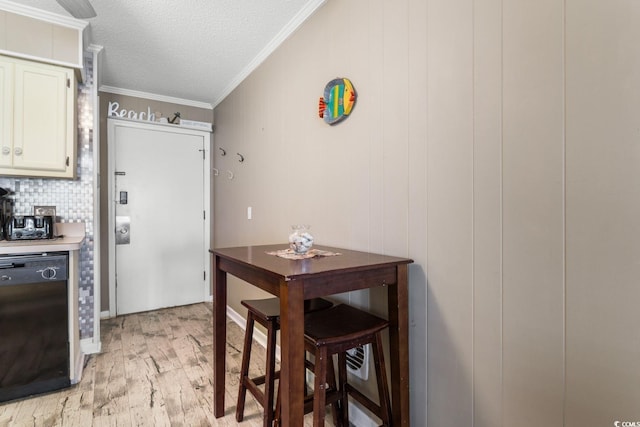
8, 0, 325, 107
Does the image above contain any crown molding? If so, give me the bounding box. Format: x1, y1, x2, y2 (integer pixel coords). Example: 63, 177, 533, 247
212, 0, 327, 107
0, 0, 88, 30
99, 85, 213, 110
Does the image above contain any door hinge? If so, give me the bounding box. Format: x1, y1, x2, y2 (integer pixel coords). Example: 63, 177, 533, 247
67, 78, 71, 88
204, 271, 206, 281
203, 210, 206, 220
66, 156, 70, 166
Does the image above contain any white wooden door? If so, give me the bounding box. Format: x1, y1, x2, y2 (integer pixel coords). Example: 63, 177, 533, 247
109, 119, 210, 315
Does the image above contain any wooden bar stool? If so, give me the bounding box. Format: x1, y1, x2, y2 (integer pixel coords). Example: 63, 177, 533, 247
236, 297, 333, 427
302, 304, 392, 427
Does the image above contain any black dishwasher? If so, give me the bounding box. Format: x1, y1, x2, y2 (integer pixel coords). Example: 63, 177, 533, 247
0, 252, 70, 402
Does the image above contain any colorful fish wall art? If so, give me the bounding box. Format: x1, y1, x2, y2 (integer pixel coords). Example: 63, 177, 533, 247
318, 78, 357, 125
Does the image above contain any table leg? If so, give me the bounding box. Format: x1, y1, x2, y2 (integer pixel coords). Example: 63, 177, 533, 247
213, 255, 227, 418
388, 264, 410, 426
278, 281, 305, 426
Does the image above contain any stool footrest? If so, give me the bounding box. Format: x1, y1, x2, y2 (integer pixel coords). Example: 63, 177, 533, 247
243, 377, 266, 407
245, 370, 281, 387
345, 383, 384, 421
303, 387, 342, 411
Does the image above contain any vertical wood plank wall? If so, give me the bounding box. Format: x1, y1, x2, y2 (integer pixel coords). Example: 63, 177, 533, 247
565, 0, 640, 424
472, 0, 502, 425
502, 0, 566, 423
212, 0, 640, 426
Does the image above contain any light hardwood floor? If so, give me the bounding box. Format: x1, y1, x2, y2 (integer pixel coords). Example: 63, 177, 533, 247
0, 303, 335, 427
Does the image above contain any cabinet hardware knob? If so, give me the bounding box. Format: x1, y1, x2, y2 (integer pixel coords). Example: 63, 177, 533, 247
14, 147, 22, 156
1, 147, 9, 155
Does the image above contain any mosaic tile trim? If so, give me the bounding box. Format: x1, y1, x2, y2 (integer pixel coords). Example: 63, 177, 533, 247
0, 53, 96, 339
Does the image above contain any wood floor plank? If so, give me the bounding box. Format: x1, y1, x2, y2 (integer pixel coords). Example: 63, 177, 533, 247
120, 311, 148, 360
124, 356, 171, 427
172, 336, 218, 426
92, 346, 132, 426
156, 366, 210, 426
59, 355, 97, 427
32, 392, 72, 427
6, 392, 53, 426
138, 312, 183, 375
100, 317, 125, 354
58, 386, 95, 426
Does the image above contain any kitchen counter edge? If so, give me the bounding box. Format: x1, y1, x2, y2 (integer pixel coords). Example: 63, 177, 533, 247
0, 222, 85, 254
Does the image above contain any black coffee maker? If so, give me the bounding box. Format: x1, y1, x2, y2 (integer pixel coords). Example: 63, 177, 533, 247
0, 188, 13, 240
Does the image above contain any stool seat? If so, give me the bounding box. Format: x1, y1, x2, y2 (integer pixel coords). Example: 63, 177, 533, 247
301, 304, 392, 427
242, 297, 334, 322
304, 303, 389, 348
236, 297, 333, 427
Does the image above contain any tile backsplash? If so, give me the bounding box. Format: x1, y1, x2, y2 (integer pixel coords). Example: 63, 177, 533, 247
0, 53, 96, 340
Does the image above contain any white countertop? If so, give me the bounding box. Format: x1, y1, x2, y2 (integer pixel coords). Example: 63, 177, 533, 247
0, 222, 85, 255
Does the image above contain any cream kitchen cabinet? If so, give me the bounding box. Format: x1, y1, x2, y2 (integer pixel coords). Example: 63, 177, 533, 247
0, 55, 76, 178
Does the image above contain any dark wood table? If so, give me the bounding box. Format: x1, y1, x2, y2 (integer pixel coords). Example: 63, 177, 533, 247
211, 244, 413, 426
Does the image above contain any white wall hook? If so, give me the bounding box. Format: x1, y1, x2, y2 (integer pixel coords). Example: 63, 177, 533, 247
212, 168, 219, 176
227, 170, 234, 179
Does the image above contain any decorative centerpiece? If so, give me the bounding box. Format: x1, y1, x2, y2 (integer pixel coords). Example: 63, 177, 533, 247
288, 225, 314, 254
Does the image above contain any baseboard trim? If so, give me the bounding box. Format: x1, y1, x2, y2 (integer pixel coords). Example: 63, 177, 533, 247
71, 351, 85, 385
80, 337, 102, 355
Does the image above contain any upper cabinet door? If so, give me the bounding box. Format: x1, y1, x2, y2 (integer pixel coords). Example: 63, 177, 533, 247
0, 59, 13, 169
13, 60, 75, 177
